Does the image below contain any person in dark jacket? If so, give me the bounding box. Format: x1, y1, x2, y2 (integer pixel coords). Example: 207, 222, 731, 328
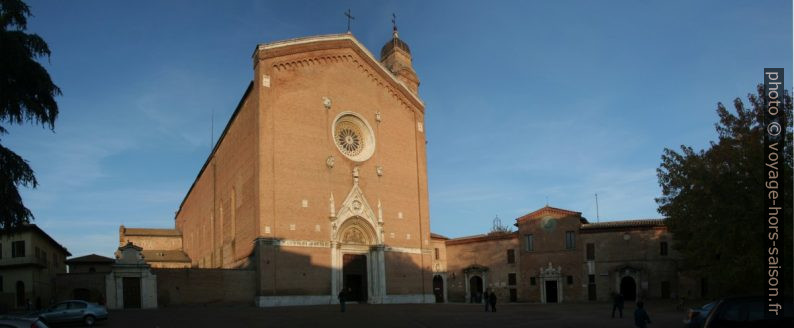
483, 290, 490, 311
634, 301, 651, 328
612, 293, 624, 318
338, 288, 349, 312
488, 290, 497, 312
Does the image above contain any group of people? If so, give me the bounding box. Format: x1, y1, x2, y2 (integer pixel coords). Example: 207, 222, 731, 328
482, 289, 498, 312
612, 293, 652, 328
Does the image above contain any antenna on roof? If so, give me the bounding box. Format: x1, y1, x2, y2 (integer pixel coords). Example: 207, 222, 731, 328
595, 193, 600, 223
210, 108, 215, 154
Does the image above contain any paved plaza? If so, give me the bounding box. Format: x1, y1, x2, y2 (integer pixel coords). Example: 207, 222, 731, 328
103, 301, 687, 328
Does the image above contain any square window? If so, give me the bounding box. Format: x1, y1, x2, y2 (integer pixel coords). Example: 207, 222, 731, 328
11, 241, 25, 258
660, 241, 669, 256
507, 249, 515, 264
567, 276, 574, 285
508, 273, 517, 286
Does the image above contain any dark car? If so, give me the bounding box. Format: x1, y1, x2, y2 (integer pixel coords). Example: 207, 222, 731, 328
702, 296, 793, 328
684, 301, 716, 328
0, 316, 49, 328
37, 300, 107, 327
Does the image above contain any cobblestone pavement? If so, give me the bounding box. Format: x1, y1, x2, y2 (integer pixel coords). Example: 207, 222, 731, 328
100, 301, 686, 328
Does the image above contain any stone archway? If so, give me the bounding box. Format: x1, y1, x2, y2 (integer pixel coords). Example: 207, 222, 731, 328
463, 265, 488, 304
332, 216, 385, 304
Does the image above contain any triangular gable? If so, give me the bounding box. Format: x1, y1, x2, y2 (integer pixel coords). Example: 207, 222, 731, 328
516, 206, 581, 224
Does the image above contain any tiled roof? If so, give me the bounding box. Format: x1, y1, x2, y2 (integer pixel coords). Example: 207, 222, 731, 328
122, 227, 182, 237
516, 206, 582, 223
445, 232, 518, 245
580, 219, 666, 232
65, 253, 114, 264
430, 233, 449, 240
141, 250, 191, 263
1, 224, 71, 256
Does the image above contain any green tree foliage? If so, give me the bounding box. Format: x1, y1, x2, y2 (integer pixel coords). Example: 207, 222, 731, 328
656, 85, 793, 297
0, 0, 60, 229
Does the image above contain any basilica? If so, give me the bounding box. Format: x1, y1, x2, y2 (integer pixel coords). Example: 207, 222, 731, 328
119, 27, 697, 307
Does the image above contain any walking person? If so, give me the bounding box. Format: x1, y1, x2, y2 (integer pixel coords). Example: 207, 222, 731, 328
488, 290, 497, 312
338, 288, 348, 312
483, 289, 490, 312
634, 301, 651, 328
612, 292, 624, 318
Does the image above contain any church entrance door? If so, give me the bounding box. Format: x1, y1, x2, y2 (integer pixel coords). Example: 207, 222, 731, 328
433, 275, 444, 303
343, 254, 367, 303
469, 276, 483, 303
545, 280, 558, 303
620, 276, 636, 301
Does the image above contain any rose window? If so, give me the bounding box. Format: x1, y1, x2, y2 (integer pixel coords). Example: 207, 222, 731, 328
332, 112, 375, 162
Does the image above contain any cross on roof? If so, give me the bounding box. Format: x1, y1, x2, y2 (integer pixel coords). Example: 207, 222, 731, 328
392, 13, 397, 32
345, 9, 355, 32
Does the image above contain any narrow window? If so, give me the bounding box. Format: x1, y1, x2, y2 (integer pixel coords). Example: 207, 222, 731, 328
525, 234, 534, 252
507, 249, 515, 264
565, 231, 575, 250
434, 248, 439, 260
508, 273, 517, 286
586, 243, 595, 260
660, 241, 668, 256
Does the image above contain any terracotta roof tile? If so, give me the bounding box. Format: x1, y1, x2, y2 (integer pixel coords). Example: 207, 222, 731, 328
580, 219, 666, 232
65, 253, 114, 264
141, 250, 191, 263
122, 227, 182, 237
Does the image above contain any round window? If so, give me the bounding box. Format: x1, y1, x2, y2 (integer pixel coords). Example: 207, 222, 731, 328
332, 112, 375, 162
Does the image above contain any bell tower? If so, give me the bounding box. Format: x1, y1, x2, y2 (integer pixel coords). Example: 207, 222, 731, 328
380, 15, 420, 94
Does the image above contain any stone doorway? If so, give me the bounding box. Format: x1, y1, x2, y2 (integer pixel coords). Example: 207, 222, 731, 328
433, 275, 444, 303
343, 254, 367, 303
469, 276, 483, 303
620, 276, 636, 301
545, 280, 558, 303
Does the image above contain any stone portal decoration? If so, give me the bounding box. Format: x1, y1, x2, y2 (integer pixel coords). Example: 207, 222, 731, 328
105, 242, 158, 309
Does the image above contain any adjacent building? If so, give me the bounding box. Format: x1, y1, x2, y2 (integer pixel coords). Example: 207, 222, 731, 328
432, 206, 684, 304
0, 224, 70, 310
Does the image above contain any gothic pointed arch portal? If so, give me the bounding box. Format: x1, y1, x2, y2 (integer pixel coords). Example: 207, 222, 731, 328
330, 184, 387, 304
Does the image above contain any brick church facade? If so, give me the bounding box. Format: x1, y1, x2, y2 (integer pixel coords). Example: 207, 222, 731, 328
120, 30, 694, 307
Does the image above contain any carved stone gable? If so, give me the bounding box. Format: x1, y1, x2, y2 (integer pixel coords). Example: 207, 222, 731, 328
334, 184, 381, 244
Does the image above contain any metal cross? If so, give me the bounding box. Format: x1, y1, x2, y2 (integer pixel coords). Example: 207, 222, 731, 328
345, 9, 355, 32
391, 13, 397, 31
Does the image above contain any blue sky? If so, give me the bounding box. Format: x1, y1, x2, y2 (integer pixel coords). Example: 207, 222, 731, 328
7, 0, 792, 258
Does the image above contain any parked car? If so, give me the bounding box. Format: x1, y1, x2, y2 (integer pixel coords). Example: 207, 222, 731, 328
0, 316, 49, 328
684, 301, 716, 328
702, 296, 793, 327
37, 300, 107, 326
